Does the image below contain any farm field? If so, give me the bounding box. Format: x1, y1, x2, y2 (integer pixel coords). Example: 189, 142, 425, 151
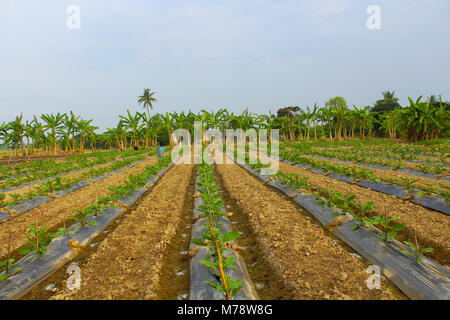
0, 137, 448, 301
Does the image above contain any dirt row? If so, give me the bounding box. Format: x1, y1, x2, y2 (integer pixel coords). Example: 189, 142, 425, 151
275, 161, 450, 266
0, 156, 158, 260
49, 163, 195, 300
215, 162, 399, 299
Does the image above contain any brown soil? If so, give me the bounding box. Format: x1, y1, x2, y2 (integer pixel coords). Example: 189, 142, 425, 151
215, 162, 398, 300
0, 157, 158, 261
277, 161, 450, 266
214, 165, 298, 299
49, 163, 195, 300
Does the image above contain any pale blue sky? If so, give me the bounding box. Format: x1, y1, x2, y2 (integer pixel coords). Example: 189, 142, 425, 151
0, 0, 449, 131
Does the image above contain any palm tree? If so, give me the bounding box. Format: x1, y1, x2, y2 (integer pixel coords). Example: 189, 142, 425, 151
138, 89, 157, 119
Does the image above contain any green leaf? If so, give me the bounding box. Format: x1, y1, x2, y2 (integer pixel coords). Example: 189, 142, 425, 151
223, 255, 236, 268
191, 239, 206, 246
18, 247, 32, 255
391, 223, 405, 232
223, 231, 241, 242
201, 260, 218, 270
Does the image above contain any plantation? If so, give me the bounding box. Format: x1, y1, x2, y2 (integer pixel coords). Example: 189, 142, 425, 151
0, 90, 449, 301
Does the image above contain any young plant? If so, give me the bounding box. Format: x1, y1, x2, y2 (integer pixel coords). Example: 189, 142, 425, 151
401, 232, 433, 263
370, 208, 405, 241
353, 200, 376, 230
191, 160, 243, 300
0, 233, 23, 281
400, 176, 419, 190
72, 208, 98, 227
19, 216, 62, 257
193, 226, 243, 299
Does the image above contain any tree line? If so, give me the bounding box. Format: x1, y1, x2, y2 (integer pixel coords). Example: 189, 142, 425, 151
1, 90, 448, 156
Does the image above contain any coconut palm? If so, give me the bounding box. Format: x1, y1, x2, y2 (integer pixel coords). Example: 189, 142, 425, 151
138, 89, 157, 118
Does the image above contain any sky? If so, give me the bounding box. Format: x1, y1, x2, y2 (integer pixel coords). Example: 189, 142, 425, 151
0, 0, 449, 132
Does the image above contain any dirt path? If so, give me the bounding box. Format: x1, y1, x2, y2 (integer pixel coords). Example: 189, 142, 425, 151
0, 157, 158, 259
276, 161, 450, 266
49, 163, 195, 300
216, 162, 398, 300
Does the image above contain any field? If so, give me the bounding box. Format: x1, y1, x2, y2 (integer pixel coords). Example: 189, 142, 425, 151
0, 138, 448, 300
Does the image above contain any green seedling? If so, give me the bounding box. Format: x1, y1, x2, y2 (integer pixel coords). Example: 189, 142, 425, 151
0, 232, 23, 281
353, 200, 376, 230
191, 159, 243, 300
417, 163, 431, 174
400, 176, 419, 190
193, 226, 242, 300
401, 232, 433, 264
370, 208, 405, 241
72, 208, 98, 227
8, 193, 21, 205
19, 214, 61, 257
432, 163, 447, 175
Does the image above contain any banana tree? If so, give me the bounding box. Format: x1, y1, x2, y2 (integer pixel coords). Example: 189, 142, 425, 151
119, 110, 142, 148
6, 114, 27, 156
41, 113, 65, 154
77, 119, 98, 152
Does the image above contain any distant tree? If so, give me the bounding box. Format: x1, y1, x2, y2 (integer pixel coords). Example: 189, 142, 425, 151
325, 97, 347, 140
276, 106, 300, 118
138, 89, 157, 119
371, 90, 401, 136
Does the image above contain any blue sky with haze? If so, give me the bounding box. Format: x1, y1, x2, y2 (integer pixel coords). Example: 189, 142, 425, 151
1, 0, 449, 131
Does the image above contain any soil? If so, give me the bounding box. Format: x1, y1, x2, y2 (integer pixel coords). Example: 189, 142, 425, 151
215, 162, 399, 300
214, 165, 297, 299
48, 163, 195, 300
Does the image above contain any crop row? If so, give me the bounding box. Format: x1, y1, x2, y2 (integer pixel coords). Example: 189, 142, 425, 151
191, 159, 245, 299
0, 148, 153, 189
278, 148, 450, 203
228, 150, 450, 299
304, 139, 450, 157
230, 146, 449, 262
281, 143, 449, 176
0, 155, 172, 287
0, 152, 154, 221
